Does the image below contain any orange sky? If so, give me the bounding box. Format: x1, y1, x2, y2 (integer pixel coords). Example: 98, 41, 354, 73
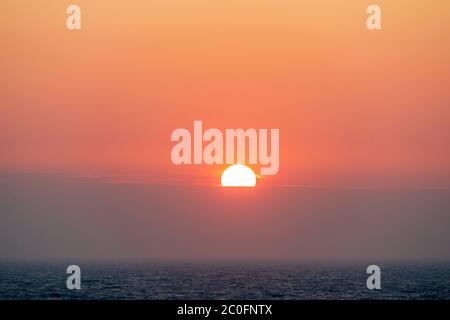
1, 0, 450, 188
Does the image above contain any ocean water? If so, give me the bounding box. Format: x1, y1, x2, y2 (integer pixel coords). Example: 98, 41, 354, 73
0, 262, 449, 299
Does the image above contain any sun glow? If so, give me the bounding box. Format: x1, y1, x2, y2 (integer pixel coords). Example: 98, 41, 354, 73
221, 164, 257, 187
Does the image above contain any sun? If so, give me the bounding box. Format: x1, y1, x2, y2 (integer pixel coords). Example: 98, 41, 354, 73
221, 164, 256, 187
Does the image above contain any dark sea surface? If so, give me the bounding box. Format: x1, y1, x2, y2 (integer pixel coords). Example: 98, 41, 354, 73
0, 262, 449, 299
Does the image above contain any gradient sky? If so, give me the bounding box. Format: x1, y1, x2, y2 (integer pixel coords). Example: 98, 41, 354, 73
0, 1, 449, 261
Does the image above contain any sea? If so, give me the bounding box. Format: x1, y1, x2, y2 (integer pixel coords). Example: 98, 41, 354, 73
0, 262, 449, 299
